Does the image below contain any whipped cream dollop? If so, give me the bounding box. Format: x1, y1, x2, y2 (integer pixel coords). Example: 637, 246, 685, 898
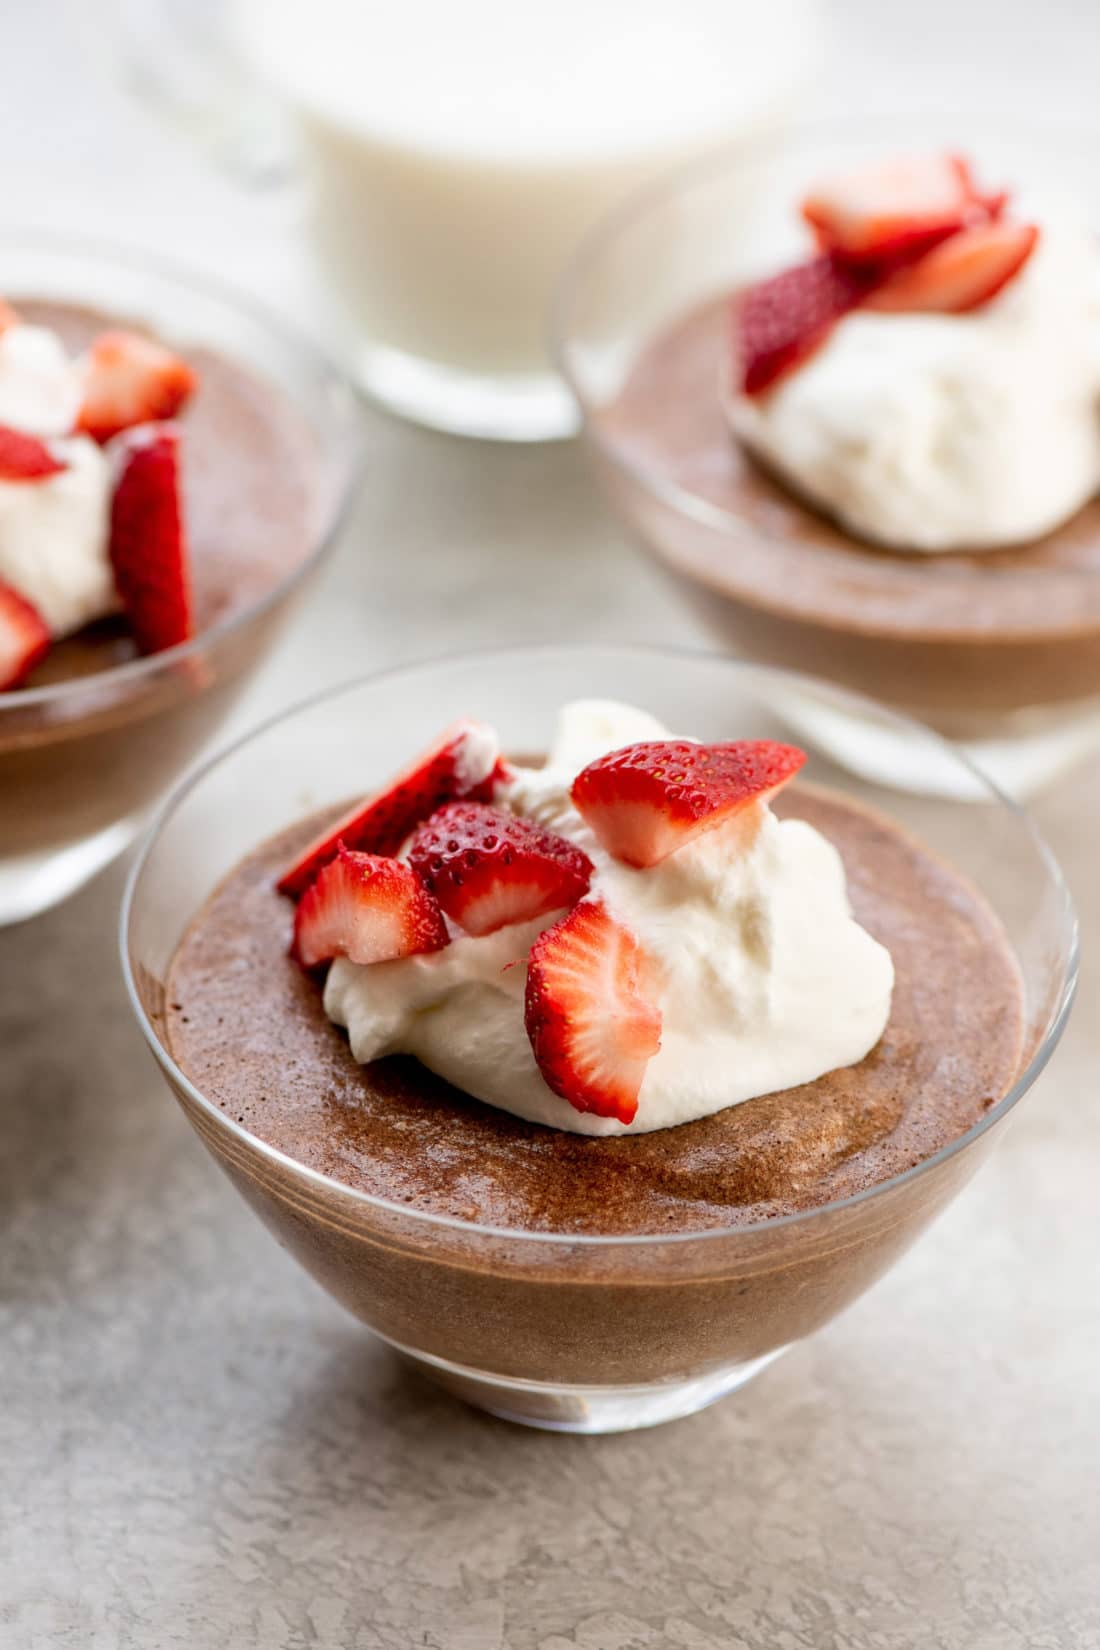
0, 323, 82, 436
0, 323, 115, 638
325, 700, 895, 1136
729, 225, 1100, 551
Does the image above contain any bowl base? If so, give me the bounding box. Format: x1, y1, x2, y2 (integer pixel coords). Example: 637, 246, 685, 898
0, 817, 139, 925
357, 343, 579, 443
772, 684, 1100, 803
389, 1339, 790, 1433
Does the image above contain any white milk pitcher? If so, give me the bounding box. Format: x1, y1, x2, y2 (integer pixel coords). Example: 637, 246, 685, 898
110, 0, 821, 441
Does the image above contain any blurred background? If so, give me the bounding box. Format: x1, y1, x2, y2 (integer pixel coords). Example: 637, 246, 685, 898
21, 1, 1099, 362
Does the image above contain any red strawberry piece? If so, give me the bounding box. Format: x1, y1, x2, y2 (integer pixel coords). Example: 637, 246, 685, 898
866, 220, 1039, 315
0, 580, 51, 690
408, 801, 593, 937
108, 422, 193, 655
277, 719, 501, 899
76, 330, 197, 444
735, 253, 875, 396
524, 900, 662, 1125
292, 844, 449, 968
974, 186, 1010, 221
571, 739, 806, 869
0, 423, 66, 481
802, 152, 1001, 264
0, 298, 21, 334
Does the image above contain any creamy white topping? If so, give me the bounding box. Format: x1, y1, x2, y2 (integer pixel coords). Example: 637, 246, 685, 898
324, 700, 894, 1136
0, 435, 115, 639
0, 324, 116, 639
729, 226, 1100, 551
452, 720, 500, 789
0, 324, 82, 437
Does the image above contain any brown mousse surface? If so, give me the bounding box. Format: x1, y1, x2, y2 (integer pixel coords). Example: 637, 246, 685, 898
12, 299, 321, 693
164, 785, 1025, 1239
598, 295, 1100, 713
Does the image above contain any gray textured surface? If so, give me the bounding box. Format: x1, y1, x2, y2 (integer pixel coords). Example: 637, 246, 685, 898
4, 2, 1100, 1645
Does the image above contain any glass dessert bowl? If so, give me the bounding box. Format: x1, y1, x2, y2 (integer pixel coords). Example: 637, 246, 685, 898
0, 235, 362, 925
553, 115, 1100, 800
122, 645, 1075, 1433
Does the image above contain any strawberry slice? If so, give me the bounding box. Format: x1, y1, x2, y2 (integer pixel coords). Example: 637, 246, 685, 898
408, 801, 593, 937
292, 845, 449, 968
0, 424, 66, 481
866, 220, 1039, 315
0, 580, 51, 690
802, 152, 1000, 263
76, 330, 197, 444
524, 900, 662, 1125
108, 423, 193, 655
277, 719, 501, 899
735, 254, 875, 395
571, 739, 806, 869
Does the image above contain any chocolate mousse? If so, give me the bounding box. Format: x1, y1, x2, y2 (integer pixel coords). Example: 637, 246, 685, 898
165, 787, 1023, 1235
152, 709, 1027, 1401
0, 300, 329, 870
591, 154, 1100, 724
601, 296, 1100, 719
7, 301, 320, 680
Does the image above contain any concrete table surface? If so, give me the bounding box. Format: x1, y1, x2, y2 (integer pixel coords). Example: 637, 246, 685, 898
4, 3, 1100, 1646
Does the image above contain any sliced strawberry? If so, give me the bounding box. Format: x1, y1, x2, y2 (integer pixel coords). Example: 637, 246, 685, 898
866, 220, 1039, 315
524, 901, 662, 1125
277, 719, 501, 899
76, 330, 197, 444
0, 424, 66, 481
736, 254, 875, 395
974, 186, 1010, 221
292, 845, 449, 968
0, 298, 21, 334
0, 580, 51, 690
108, 422, 193, 655
571, 739, 806, 869
408, 801, 593, 937
802, 152, 1000, 263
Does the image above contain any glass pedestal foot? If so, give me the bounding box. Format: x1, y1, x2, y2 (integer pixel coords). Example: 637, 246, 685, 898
390, 1339, 790, 1433
774, 684, 1100, 803
358, 343, 579, 443
0, 818, 139, 926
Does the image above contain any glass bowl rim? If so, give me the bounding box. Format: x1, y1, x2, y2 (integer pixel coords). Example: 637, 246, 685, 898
550, 107, 1100, 566
120, 640, 1079, 1248
0, 227, 366, 712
